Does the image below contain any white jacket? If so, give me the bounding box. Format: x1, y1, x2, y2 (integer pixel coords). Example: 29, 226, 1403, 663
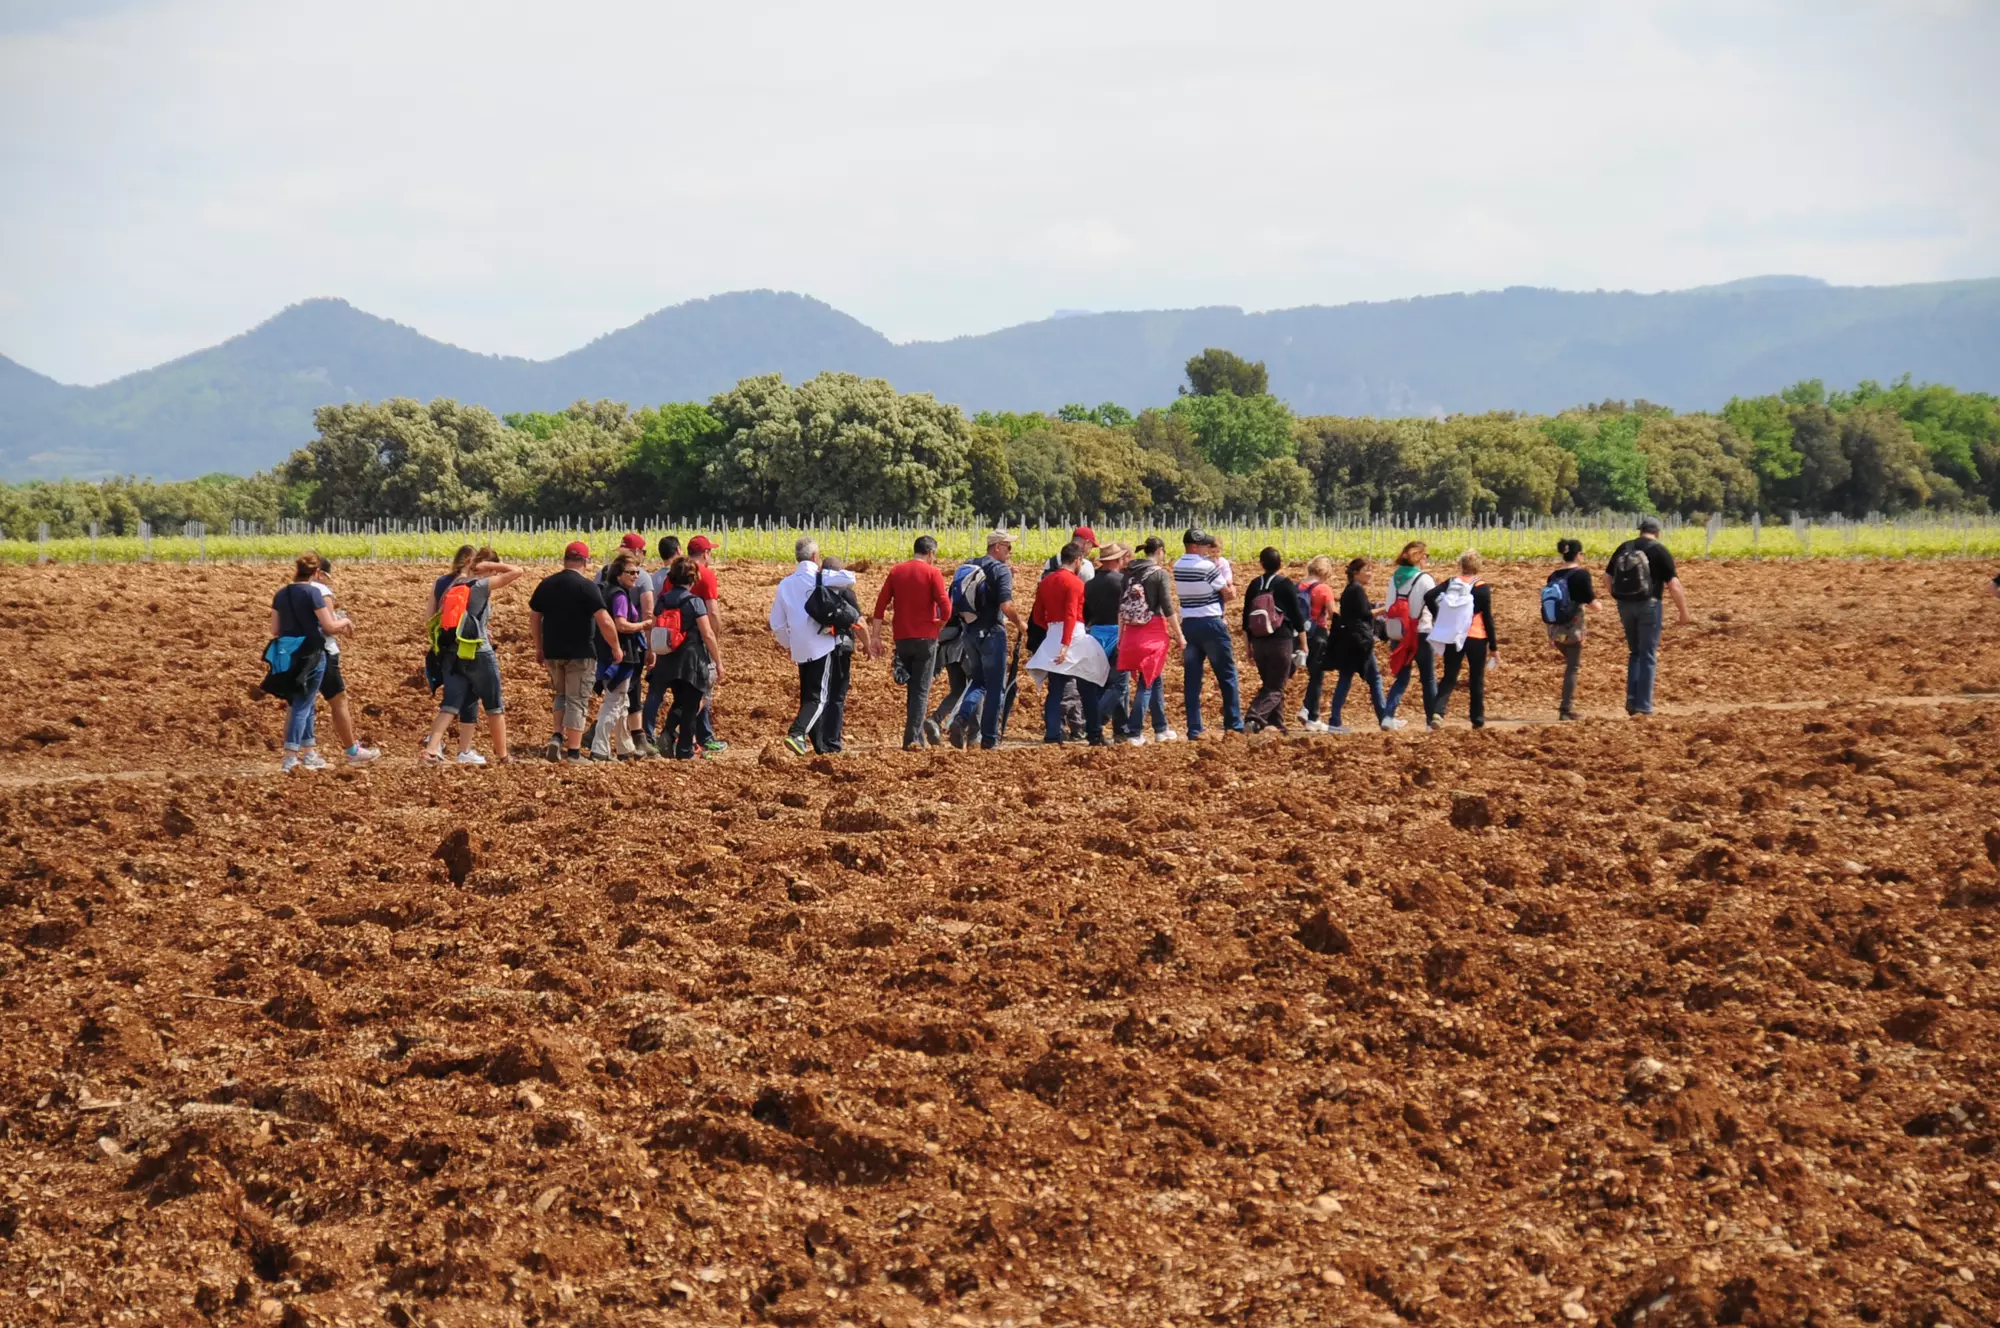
768, 561, 857, 665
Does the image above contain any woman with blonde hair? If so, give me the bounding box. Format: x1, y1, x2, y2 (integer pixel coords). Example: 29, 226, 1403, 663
1381, 540, 1437, 726
1422, 549, 1498, 730
1297, 555, 1338, 731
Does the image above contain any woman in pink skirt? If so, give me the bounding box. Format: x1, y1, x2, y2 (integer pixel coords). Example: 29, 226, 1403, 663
1115, 536, 1186, 745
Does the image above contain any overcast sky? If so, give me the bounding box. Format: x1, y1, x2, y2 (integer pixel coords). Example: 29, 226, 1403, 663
1, 0, 1994, 385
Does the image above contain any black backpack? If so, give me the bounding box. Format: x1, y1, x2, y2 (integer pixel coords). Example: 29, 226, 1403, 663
804, 567, 861, 633
1610, 543, 1655, 600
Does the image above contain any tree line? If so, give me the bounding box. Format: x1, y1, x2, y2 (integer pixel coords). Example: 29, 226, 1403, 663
4, 348, 1995, 539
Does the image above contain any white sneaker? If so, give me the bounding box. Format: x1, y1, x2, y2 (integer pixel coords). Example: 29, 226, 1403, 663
345, 744, 381, 765
281, 753, 301, 773
1302, 719, 1327, 733
1296, 707, 1311, 726
1379, 717, 1405, 731
1157, 729, 1181, 743
1126, 735, 1147, 747
298, 750, 329, 770
1327, 725, 1353, 735
455, 750, 487, 766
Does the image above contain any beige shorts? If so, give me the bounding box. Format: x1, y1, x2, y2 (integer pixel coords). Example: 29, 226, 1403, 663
546, 658, 597, 731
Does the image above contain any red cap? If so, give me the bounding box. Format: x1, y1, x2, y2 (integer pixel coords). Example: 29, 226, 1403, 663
1072, 526, 1098, 546
687, 535, 715, 555
564, 540, 590, 560
619, 531, 646, 551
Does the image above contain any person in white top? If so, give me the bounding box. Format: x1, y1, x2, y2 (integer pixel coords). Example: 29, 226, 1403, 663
769, 537, 862, 755
306, 558, 380, 765
1380, 540, 1438, 725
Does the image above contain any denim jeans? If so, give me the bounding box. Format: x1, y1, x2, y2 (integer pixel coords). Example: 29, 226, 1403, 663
1329, 653, 1387, 728
1301, 627, 1329, 721
284, 653, 327, 750
955, 625, 1009, 747
1079, 654, 1128, 745
1384, 633, 1436, 720
1124, 674, 1168, 737
1042, 672, 1074, 742
1618, 598, 1663, 714
1181, 615, 1241, 735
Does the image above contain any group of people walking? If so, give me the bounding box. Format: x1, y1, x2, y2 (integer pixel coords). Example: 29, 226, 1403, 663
263, 517, 1697, 768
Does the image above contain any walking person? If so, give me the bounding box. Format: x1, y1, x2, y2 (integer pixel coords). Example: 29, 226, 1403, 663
422, 547, 524, 764
1078, 542, 1132, 746
1116, 537, 1185, 745
1297, 556, 1338, 731
303, 557, 380, 764
770, 537, 862, 756
1042, 525, 1097, 736
948, 531, 1023, 751
1174, 527, 1242, 737
1542, 538, 1596, 721
652, 558, 725, 759
1424, 550, 1498, 730
1326, 557, 1394, 733
1242, 546, 1306, 732
1606, 516, 1689, 717
590, 554, 653, 760
684, 535, 728, 753
640, 534, 684, 746
1029, 541, 1088, 744
871, 535, 952, 750
528, 542, 622, 762
270, 552, 348, 772
1381, 541, 1437, 726
425, 545, 477, 699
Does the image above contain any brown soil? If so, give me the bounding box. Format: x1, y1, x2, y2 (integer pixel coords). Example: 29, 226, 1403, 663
0, 560, 1996, 1327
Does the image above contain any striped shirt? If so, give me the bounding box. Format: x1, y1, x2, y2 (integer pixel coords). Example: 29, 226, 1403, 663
1172, 553, 1230, 619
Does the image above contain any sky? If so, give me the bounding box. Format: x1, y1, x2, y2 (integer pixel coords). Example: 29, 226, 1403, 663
0, 0, 1995, 385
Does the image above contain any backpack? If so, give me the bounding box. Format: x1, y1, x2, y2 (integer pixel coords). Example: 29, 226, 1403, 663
1540, 574, 1579, 625
428, 579, 489, 661
1382, 575, 1421, 642
650, 592, 692, 653
1429, 578, 1477, 649
950, 560, 993, 624
1118, 571, 1156, 626
1610, 543, 1655, 601
1245, 575, 1286, 638
804, 567, 862, 633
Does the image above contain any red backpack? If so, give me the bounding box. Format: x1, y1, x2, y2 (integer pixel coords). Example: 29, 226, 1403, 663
651, 595, 690, 653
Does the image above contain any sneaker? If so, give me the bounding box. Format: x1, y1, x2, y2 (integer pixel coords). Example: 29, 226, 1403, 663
783, 735, 811, 756
280, 752, 301, 773
1157, 729, 1181, 744
455, 750, 487, 766
1244, 717, 1264, 734
1126, 734, 1147, 747
701, 739, 728, 753
1379, 717, 1405, 732
922, 719, 942, 745
947, 719, 968, 750
561, 748, 585, 762
587, 752, 614, 762
1558, 711, 1578, 723
1302, 719, 1327, 733
298, 750, 329, 770
345, 744, 381, 765
1327, 725, 1353, 735
544, 738, 563, 762
1296, 707, 1311, 726
1426, 717, 1442, 731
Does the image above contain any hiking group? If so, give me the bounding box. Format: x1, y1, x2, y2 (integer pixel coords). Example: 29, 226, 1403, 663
262, 517, 1700, 767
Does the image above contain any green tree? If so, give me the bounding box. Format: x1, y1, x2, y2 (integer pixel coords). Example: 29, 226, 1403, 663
1834, 406, 1931, 515
1166, 391, 1294, 474
1635, 415, 1758, 515
629, 401, 725, 512
1786, 404, 1851, 513
966, 426, 1018, 517
1545, 413, 1650, 511
1226, 456, 1314, 516
1183, 348, 1269, 398
1005, 426, 1076, 517
1056, 401, 1136, 428
1720, 393, 1803, 495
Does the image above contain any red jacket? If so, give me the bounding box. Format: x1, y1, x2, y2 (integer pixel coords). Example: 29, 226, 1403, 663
1030, 566, 1084, 646
872, 559, 951, 641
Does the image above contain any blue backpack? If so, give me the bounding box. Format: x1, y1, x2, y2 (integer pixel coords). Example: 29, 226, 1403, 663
950, 559, 995, 624
1540, 576, 1578, 625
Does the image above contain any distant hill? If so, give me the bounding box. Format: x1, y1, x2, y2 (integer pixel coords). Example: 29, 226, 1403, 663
3, 278, 1998, 480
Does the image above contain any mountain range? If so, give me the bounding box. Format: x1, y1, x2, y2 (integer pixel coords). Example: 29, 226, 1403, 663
3, 276, 1998, 480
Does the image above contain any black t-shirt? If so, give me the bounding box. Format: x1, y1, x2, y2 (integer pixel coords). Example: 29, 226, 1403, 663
1546, 566, 1595, 606
1244, 573, 1306, 638
1607, 538, 1676, 600
1084, 568, 1127, 627
528, 569, 606, 661
273, 582, 322, 646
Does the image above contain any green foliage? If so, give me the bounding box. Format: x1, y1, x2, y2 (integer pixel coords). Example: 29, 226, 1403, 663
970, 410, 1052, 440
1056, 401, 1135, 428
966, 426, 1017, 518
1183, 348, 1269, 398
1720, 393, 1804, 490
628, 401, 725, 511
1545, 413, 1651, 512
1166, 391, 1295, 474
1635, 414, 1758, 516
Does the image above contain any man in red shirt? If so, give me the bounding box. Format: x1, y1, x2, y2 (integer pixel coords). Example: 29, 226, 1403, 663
1030, 541, 1087, 744
871, 535, 952, 750
686, 535, 727, 752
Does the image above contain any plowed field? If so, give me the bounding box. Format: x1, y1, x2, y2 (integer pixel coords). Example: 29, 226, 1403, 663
0, 559, 1996, 1328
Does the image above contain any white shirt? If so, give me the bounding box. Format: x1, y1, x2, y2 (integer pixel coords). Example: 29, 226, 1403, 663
306, 581, 340, 655
1172, 553, 1231, 619
768, 561, 858, 665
